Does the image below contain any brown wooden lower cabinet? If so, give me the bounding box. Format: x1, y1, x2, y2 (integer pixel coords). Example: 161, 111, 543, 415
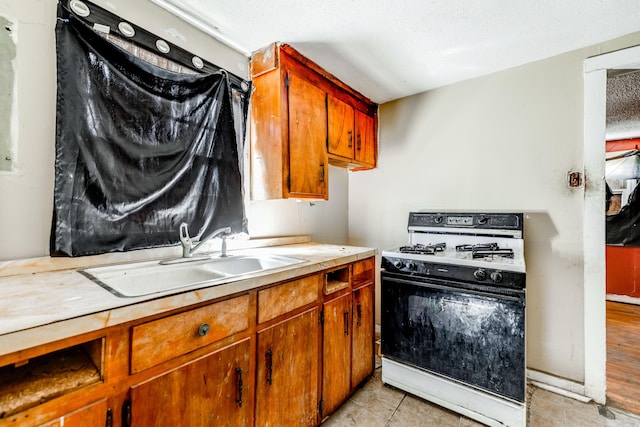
256, 307, 320, 427
321, 292, 352, 418
351, 282, 375, 388
39, 398, 108, 427
129, 338, 252, 426
1, 257, 376, 427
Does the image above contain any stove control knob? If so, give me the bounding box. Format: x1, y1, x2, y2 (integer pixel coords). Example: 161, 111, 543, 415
434, 216, 444, 224
393, 260, 404, 269
473, 268, 487, 281
490, 271, 503, 283
406, 261, 416, 271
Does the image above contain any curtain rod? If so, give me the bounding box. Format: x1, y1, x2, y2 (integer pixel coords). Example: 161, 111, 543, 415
60, 0, 251, 93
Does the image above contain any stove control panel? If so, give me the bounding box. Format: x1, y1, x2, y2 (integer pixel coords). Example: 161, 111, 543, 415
382, 257, 525, 290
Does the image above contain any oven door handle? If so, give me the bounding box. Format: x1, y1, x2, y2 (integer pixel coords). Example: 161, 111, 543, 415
382, 275, 524, 302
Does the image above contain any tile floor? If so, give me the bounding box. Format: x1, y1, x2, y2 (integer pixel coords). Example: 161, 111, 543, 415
321, 357, 640, 427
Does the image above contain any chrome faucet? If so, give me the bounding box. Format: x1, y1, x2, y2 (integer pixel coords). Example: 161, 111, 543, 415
179, 222, 231, 258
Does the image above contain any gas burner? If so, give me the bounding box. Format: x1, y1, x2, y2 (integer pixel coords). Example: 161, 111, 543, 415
455, 243, 499, 252
472, 249, 514, 259
399, 243, 446, 255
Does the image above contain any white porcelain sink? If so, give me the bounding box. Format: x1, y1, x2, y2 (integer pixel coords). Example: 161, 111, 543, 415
202, 254, 304, 276
82, 254, 305, 297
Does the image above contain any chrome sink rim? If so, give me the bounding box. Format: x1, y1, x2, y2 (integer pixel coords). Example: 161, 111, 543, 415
80, 253, 307, 298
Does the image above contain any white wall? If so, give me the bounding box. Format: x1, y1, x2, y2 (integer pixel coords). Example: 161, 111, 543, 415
349, 33, 640, 384
246, 165, 349, 245
0, 0, 348, 261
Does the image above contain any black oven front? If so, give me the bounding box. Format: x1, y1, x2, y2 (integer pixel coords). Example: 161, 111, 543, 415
381, 271, 526, 403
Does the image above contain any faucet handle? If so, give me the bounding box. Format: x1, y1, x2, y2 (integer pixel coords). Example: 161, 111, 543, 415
179, 223, 192, 249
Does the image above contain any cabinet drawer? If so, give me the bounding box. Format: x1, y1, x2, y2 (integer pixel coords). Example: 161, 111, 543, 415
352, 258, 375, 287
131, 295, 250, 373
258, 274, 321, 323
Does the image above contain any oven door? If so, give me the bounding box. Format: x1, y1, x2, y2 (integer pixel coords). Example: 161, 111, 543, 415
381, 272, 525, 402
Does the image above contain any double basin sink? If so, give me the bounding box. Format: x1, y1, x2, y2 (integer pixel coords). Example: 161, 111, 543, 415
81, 253, 306, 298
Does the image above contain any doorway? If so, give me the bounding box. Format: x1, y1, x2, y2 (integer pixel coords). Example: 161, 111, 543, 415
603, 70, 640, 414
584, 45, 640, 406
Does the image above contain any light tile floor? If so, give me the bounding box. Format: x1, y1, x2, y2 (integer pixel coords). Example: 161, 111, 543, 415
322, 357, 640, 427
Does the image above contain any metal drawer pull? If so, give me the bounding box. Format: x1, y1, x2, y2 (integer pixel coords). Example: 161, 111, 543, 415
198, 323, 210, 337
356, 302, 362, 326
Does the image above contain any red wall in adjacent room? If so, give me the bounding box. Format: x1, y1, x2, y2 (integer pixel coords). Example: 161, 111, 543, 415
606, 245, 640, 297
606, 138, 640, 152
606, 138, 640, 297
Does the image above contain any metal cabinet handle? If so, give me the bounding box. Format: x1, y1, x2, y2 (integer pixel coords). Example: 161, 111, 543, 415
266, 349, 273, 385
236, 367, 243, 407
320, 163, 325, 183
348, 130, 353, 148
356, 302, 362, 327
357, 133, 362, 151
198, 323, 210, 336
344, 310, 350, 335
105, 408, 113, 427
122, 400, 131, 427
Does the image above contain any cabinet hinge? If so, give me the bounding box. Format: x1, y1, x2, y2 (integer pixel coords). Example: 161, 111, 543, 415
319, 309, 324, 326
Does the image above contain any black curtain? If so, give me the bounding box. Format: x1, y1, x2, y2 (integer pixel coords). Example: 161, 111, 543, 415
607, 184, 640, 246
51, 6, 248, 257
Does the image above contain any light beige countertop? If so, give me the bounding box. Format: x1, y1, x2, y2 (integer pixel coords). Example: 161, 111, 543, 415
0, 240, 377, 356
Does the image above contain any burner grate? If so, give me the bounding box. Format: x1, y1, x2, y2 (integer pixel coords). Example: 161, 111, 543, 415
456, 243, 514, 259
471, 249, 514, 259
456, 243, 499, 252
399, 243, 446, 255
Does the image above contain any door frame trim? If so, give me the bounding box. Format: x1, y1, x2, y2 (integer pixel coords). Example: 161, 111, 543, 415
583, 44, 640, 403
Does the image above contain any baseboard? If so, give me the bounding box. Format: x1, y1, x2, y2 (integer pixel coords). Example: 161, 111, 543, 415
606, 294, 640, 305
527, 369, 591, 402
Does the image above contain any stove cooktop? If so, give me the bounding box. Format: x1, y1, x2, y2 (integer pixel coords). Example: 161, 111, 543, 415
383, 212, 526, 273
383, 235, 525, 272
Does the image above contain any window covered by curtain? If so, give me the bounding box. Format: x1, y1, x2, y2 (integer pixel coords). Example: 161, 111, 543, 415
51, 5, 249, 257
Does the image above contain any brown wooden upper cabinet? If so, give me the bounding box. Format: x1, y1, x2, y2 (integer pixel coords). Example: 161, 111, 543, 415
250, 43, 378, 200
328, 95, 377, 168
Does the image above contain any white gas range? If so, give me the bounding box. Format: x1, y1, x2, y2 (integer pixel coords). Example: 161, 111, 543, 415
381, 212, 526, 427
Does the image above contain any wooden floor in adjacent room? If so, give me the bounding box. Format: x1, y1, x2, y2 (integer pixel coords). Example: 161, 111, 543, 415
607, 300, 640, 416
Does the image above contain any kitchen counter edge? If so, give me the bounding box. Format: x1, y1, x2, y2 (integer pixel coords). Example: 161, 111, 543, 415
0, 243, 377, 356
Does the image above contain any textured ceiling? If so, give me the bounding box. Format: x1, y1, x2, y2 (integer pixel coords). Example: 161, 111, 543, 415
151, 0, 640, 104
607, 71, 640, 140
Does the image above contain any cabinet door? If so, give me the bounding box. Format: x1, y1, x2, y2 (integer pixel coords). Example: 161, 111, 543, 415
351, 283, 375, 388
354, 110, 376, 167
322, 293, 352, 417
130, 339, 251, 427
256, 307, 319, 427
287, 71, 328, 199
327, 94, 355, 159
39, 399, 108, 427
